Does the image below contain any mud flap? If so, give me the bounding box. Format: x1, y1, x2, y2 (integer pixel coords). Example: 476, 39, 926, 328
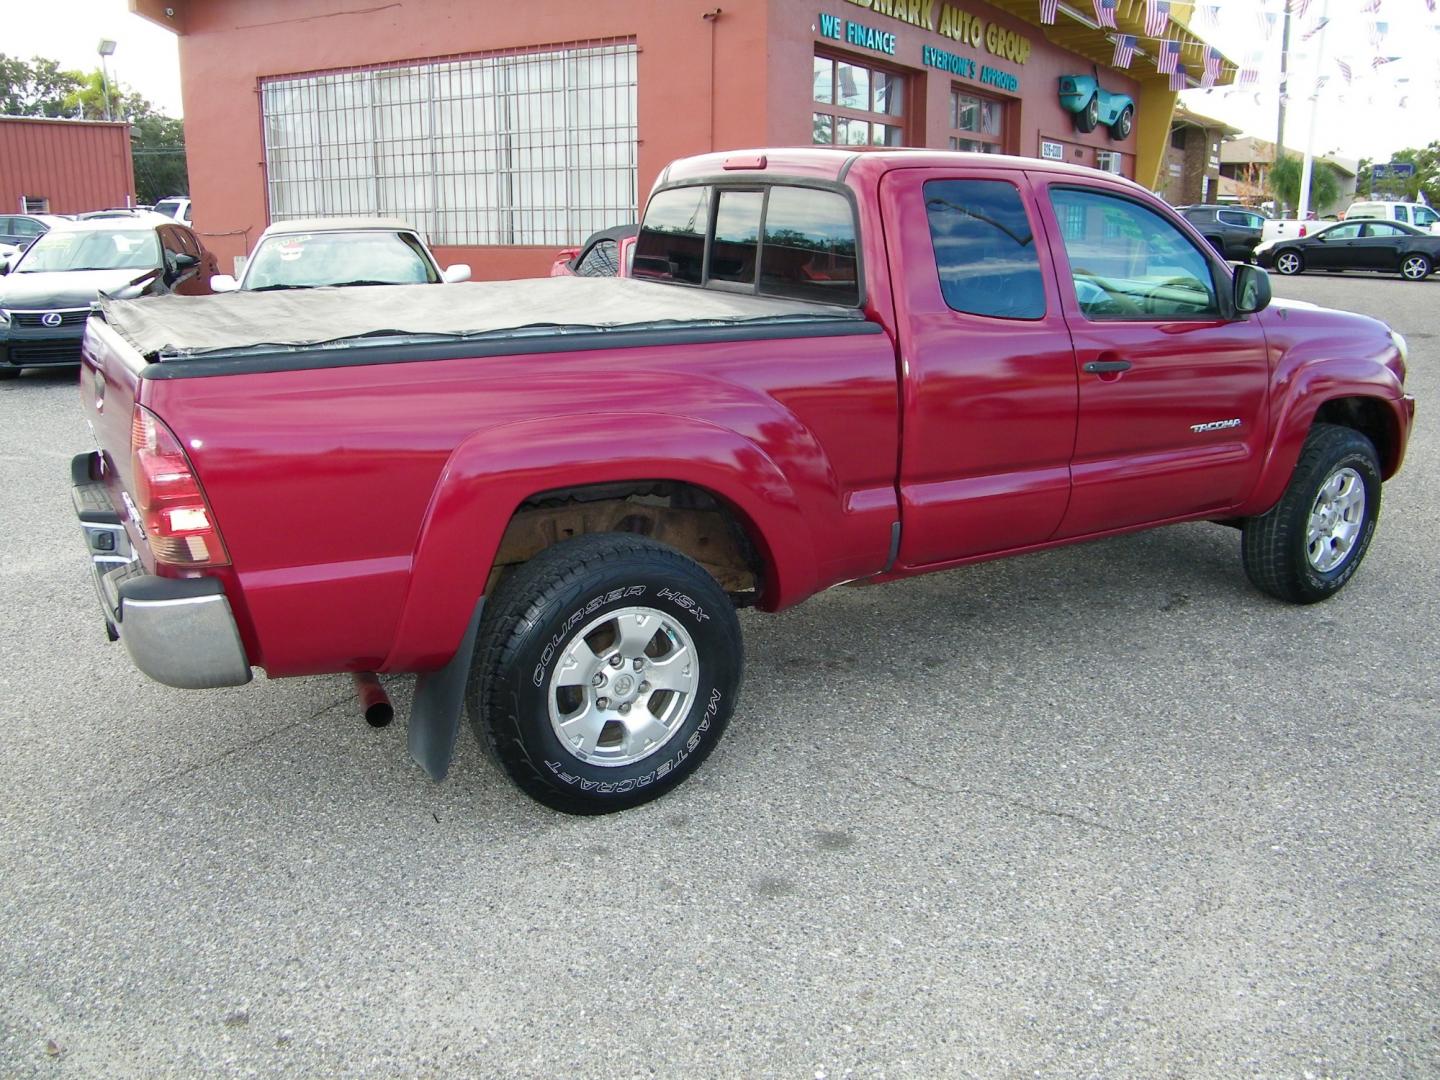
407, 598, 485, 780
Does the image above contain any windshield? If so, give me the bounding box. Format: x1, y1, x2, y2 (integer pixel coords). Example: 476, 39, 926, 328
16, 229, 160, 273
243, 230, 439, 289
154, 200, 183, 219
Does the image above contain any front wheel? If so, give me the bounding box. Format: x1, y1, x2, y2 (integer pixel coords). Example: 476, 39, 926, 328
1400, 253, 1431, 280
467, 533, 742, 814
1075, 94, 1100, 134
1110, 105, 1134, 140
1241, 424, 1381, 604
1273, 250, 1305, 276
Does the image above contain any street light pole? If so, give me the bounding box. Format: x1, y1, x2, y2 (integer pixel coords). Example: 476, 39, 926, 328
98, 39, 117, 122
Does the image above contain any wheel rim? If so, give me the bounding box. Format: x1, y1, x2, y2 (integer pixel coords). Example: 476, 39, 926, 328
1277, 253, 1300, 274
1306, 467, 1366, 572
1402, 256, 1427, 279
1119, 110, 1132, 136
546, 605, 700, 767
1087, 99, 1099, 125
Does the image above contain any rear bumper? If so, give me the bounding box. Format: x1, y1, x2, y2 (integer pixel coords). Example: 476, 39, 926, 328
72, 451, 251, 689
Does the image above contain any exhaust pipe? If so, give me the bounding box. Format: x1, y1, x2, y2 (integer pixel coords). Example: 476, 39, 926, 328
352, 672, 394, 728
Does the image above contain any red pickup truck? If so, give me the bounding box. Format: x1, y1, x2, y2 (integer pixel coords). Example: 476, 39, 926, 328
73, 149, 1414, 814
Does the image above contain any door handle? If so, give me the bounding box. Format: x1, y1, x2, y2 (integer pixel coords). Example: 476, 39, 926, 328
1083, 359, 1132, 374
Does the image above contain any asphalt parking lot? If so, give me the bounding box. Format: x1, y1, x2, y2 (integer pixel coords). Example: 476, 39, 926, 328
1, 274, 1436, 1079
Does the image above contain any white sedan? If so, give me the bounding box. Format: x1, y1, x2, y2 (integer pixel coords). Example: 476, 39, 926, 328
212, 217, 470, 292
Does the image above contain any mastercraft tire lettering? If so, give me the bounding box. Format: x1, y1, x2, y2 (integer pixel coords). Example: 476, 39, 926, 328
467, 534, 743, 814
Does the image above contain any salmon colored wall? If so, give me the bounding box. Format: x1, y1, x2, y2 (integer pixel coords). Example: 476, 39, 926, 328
765, 1, 1138, 172
174, 0, 770, 278
0, 118, 135, 215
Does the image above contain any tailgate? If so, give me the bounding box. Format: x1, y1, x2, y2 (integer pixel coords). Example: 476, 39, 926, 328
78, 316, 147, 532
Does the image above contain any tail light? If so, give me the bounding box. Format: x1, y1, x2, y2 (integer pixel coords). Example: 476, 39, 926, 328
1299, 225, 1308, 237
130, 405, 230, 567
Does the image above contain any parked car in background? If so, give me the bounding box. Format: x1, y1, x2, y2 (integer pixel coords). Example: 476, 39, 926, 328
1175, 204, 1267, 261
76, 208, 171, 221
1345, 200, 1440, 235
211, 218, 470, 292
152, 196, 193, 228
0, 218, 217, 376
1255, 219, 1440, 280
1, 213, 66, 251
551, 224, 638, 277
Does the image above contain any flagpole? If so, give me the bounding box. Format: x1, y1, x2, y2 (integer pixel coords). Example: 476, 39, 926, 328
1296, 0, 1331, 220
1275, 0, 1293, 212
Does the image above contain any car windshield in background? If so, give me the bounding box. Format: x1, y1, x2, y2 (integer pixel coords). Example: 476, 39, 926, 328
153, 200, 184, 219
244, 231, 439, 289
17, 229, 160, 273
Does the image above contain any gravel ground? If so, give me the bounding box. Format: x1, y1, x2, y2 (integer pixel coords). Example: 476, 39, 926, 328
0, 274, 1435, 1078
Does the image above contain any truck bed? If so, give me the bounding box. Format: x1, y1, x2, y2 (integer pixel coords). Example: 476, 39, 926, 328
99, 277, 867, 367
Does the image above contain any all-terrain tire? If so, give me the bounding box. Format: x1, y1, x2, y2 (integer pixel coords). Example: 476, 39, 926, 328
467, 533, 743, 814
1241, 424, 1382, 604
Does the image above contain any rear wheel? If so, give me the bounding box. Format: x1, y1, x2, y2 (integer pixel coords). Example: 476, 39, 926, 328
1274, 250, 1305, 276
1400, 253, 1431, 280
1241, 424, 1381, 604
467, 533, 742, 814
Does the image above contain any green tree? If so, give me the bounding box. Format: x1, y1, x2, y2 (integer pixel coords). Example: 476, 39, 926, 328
0, 54, 85, 116
1269, 153, 1342, 215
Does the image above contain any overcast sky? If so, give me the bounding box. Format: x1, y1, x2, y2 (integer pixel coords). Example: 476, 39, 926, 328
5, 0, 1436, 165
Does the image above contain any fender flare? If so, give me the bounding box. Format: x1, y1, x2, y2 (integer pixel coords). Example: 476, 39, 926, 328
382, 411, 817, 672
1241, 374, 1408, 517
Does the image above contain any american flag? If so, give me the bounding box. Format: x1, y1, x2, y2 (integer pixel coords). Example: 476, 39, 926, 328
1169, 64, 1188, 92
1238, 66, 1260, 86
1093, 0, 1118, 29
1293, 0, 1313, 20
1155, 39, 1182, 74
1372, 54, 1399, 69
1362, 0, 1381, 12
1369, 20, 1388, 47
1301, 17, 1330, 42
1111, 34, 1138, 68
1337, 58, 1353, 83
1257, 11, 1278, 38
1201, 46, 1222, 87
1196, 3, 1220, 26
1144, 0, 1170, 37
1039, 0, 1058, 24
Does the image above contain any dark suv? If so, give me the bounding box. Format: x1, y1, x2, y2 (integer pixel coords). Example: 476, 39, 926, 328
1175, 204, 1267, 262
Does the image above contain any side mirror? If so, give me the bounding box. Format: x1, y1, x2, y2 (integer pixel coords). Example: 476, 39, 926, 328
210, 274, 240, 293
174, 253, 199, 270
0, 259, 9, 276
441, 263, 471, 283
1233, 264, 1271, 316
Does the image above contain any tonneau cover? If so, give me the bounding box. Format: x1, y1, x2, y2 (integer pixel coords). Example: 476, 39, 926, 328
99, 277, 863, 360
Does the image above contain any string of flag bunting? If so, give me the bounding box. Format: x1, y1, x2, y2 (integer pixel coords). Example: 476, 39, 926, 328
1034, 0, 1434, 106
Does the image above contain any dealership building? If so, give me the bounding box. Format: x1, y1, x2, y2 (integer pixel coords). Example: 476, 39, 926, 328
133, 0, 1233, 278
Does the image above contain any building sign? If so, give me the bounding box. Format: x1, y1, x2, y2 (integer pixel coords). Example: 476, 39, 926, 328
842, 0, 1032, 63
1041, 140, 1064, 161
818, 11, 897, 55
922, 46, 1019, 91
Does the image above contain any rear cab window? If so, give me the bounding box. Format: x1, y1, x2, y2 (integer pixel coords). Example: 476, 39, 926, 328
923, 179, 1045, 320
634, 182, 860, 306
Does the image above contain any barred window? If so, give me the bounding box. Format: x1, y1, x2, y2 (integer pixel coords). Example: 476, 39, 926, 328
260, 41, 638, 247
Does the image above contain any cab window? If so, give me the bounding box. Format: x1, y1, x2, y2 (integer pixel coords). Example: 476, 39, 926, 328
923, 179, 1045, 320
1393, 205, 1410, 223
634, 184, 859, 305
1050, 187, 1218, 320
1322, 223, 1363, 240
1363, 223, 1406, 238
